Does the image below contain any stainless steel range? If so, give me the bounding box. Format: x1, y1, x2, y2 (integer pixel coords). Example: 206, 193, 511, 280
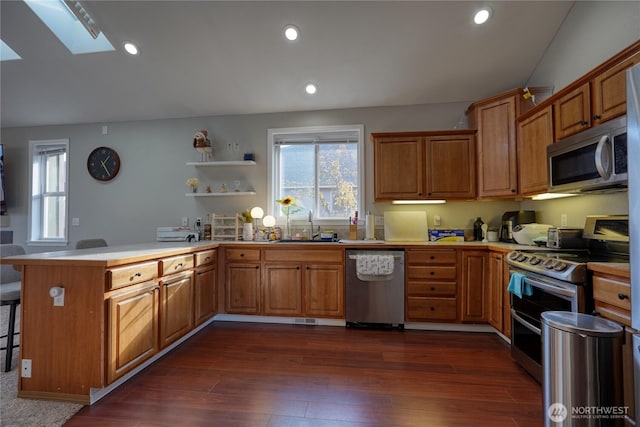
506, 215, 629, 383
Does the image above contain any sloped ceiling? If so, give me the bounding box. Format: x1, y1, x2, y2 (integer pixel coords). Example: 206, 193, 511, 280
0, 1, 574, 128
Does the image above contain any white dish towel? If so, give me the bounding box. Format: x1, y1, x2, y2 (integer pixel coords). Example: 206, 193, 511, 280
356, 254, 395, 277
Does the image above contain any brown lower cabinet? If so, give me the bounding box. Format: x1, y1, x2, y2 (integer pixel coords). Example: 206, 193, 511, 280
159, 271, 194, 348
591, 268, 635, 426
487, 250, 512, 338
459, 250, 488, 323
107, 282, 160, 384
405, 249, 458, 322
223, 247, 345, 318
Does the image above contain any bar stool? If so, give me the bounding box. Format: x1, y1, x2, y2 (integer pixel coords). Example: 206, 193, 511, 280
1, 244, 25, 372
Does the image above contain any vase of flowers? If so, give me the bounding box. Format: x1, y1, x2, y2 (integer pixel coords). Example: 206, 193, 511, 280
186, 177, 199, 193
241, 209, 254, 241
276, 196, 300, 240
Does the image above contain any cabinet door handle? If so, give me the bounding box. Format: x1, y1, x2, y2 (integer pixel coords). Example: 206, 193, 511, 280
296, 266, 300, 270
511, 189, 516, 193
580, 120, 588, 126
430, 306, 435, 311
255, 265, 259, 269
430, 287, 436, 291
240, 253, 244, 257
593, 115, 601, 120
618, 293, 629, 300
306, 266, 310, 270
430, 271, 435, 275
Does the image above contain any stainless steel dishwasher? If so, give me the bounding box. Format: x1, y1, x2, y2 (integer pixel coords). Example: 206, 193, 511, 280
345, 249, 405, 329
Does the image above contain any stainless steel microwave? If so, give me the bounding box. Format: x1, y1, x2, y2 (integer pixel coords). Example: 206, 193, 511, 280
547, 115, 627, 193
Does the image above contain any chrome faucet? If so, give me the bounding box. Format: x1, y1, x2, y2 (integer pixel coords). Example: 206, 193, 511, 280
308, 210, 320, 240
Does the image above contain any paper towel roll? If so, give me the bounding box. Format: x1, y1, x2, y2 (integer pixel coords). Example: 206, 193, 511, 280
365, 214, 376, 240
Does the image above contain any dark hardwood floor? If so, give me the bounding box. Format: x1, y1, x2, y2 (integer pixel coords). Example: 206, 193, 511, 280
66, 322, 542, 427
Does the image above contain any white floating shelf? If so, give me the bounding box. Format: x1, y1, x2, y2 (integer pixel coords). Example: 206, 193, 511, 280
186, 161, 256, 166
186, 191, 256, 197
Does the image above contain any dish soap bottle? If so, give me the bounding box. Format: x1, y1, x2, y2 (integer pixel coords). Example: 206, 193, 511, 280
473, 217, 484, 241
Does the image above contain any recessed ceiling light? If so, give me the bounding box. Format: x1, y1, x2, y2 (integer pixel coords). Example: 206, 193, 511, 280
284, 25, 299, 41
123, 42, 139, 55
305, 83, 317, 95
474, 7, 492, 25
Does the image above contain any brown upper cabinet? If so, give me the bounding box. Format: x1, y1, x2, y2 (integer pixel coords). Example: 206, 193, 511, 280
466, 87, 550, 198
552, 45, 640, 141
371, 130, 476, 201
517, 105, 554, 196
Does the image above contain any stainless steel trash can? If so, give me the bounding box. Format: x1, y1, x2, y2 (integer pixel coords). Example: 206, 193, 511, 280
542, 311, 624, 426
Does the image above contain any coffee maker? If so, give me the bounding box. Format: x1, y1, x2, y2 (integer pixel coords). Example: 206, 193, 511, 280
499, 210, 536, 243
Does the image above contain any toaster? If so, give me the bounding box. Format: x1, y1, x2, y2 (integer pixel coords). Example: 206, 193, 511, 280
546, 228, 586, 249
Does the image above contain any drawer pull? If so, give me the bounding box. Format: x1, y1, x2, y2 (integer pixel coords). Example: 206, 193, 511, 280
240, 253, 245, 257
430, 287, 436, 291
175, 263, 184, 269
430, 256, 435, 260
205, 257, 211, 261
430, 271, 435, 276
430, 306, 435, 311
618, 293, 629, 300
130, 272, 142, 281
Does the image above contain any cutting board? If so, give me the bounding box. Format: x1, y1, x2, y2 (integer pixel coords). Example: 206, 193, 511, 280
384, 211, 428, 242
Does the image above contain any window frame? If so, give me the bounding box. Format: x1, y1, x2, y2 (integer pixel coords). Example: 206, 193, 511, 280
27, 139, 69, 246
267, 124, 364, 224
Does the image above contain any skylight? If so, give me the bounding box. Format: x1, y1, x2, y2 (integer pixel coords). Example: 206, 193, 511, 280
0, 40, 21, 61
23, 0, 114, 54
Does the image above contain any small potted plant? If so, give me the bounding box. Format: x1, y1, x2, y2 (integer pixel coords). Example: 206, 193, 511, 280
186, 178, 199, 193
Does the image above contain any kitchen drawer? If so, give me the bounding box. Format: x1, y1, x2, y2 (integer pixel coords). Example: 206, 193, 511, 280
159, 254, 194, 276
107, 261, 158, 290
407, 281, 456, 297
593, 275, 631, 311
226, 248, 261, 261
194, 250, 216, 267
407, 265, 456, 280
406, 297, 457, 321
264, 249, 342, 263
407, 249, 457, 265
594, 301, 631, 327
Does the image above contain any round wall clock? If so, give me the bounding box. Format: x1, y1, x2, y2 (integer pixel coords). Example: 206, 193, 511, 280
87, 146, 121, 181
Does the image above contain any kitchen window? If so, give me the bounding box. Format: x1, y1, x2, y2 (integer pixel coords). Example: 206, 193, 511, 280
268, 125, 364, 222
28, 139, 69, 245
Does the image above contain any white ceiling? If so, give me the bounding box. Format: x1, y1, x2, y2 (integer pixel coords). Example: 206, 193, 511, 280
0, 1, 575, 128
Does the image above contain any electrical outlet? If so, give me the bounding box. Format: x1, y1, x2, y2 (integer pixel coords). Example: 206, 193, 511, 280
21, 359, 32, 378
182, 217, 189, 227
226, 142, 232, 151
433, 215, 441, 226
374, 216, 384, 226
72, 218, 80, 226
234, 142, 240, 151
561, 214, 568, 227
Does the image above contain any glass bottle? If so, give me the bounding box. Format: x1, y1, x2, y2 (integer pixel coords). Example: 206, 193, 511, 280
473, 217, 484, 241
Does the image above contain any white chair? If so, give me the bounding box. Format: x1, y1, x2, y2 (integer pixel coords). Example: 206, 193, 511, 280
1, 244, 25, 372
75, 238, 107, 249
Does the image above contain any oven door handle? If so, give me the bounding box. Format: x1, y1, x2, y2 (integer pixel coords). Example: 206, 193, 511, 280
511, 309, 541, 335
521, 275, 577, 299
